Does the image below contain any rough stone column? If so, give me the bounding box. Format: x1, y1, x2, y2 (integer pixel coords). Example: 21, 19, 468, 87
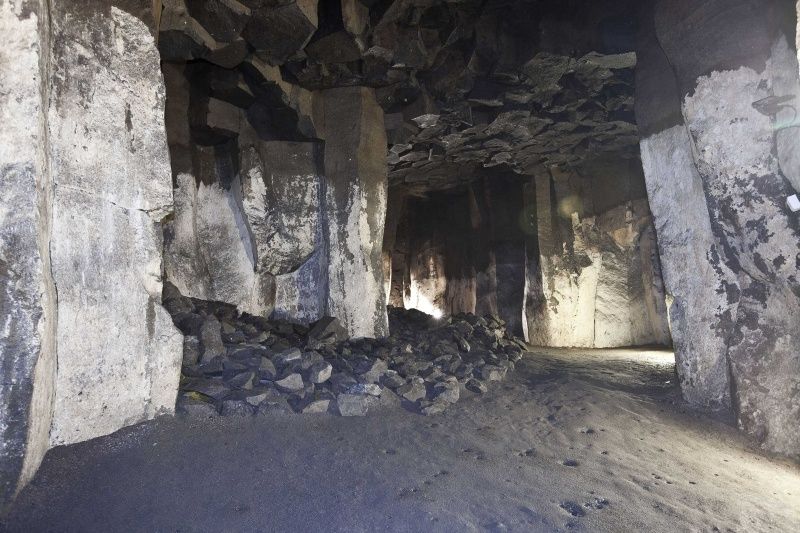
47, 0, 182, 446
635, 1, 736, 410
485, 174, 526, 337
638, 0, 800, 457
521, 176, 545, 344
317, 87, 389, 338
381, 188, 406, 308
442, 191, 477, 315
470, 182, 498, 317
406, 196, 448, 315
0, 0, 56, 509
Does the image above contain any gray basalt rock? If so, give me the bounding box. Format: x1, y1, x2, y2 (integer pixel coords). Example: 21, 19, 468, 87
242, 0, 318, 64
307, 317, 349, 349
182, 336, 201, 366
336, 394, 374, 417
317, 87, 390, 338
274, 373, 305, 393
199, 316, 225, 364
47, 0, 183, 448
0, 0, 56, 508
308, 361, 333, 384
397, 379, 427, 403
220, 399, 255, 417
636, 0, 800, 458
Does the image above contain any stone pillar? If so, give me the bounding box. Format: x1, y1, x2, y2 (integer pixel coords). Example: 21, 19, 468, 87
637, 0, 800, 457
0, 0, 56, 510
47, 0, 182, 446
442, 190, 477, 315
522, 176, 545, 344
485, 174, 526, 337
381, 188, 406, 308
1, 0, 185, 503
406, 196, 448, 315
317, 87, 389, 338
471, 182, 498, 317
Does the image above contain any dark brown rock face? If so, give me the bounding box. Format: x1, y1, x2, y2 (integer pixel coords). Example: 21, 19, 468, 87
637, 0, 800, 458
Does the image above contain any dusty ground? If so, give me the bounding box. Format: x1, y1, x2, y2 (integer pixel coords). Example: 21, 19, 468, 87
3, 348, 799, 532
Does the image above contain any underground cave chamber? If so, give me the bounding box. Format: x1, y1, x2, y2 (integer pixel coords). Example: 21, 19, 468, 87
1, 0, 799, 512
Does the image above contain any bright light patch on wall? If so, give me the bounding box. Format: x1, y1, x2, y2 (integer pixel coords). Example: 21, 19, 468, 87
404, 292, 444, 320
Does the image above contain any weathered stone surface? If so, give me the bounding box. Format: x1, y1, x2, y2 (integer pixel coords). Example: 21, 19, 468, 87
47, 1, 182, 447
182, 336, 201, 366
274, 373, 305, 393
239, 141, 322, 275
242, 0, 318, 64
308, 361, 333, 384
635, 0, 800, 457
336, 393, 373, 416
165, 170, 273, 316
525, 160, 671, 349
465, 378, 487, 394
397, 380, 426, 402
317, 87, 389, 338
220, 399, 255, 417
639, 127, 734, 408
0, 0, 56, 509
199, 315, 225, 363
189, 96, 242, 145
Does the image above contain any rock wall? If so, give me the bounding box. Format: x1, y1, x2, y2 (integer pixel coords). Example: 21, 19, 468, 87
637, 0, 800, 458
0, 0, 56, 510
394, 173, 531, 334
525, 158, 671, 348
160, 31, 388, 337
1, 0, 183, 504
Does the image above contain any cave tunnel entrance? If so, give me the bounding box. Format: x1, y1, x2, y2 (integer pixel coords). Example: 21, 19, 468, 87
156, 0, 675, 359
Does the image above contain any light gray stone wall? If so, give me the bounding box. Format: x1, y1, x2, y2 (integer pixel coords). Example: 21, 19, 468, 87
1, 0, 184, 503
47, 0, 182, 446
0, 0, 56, 509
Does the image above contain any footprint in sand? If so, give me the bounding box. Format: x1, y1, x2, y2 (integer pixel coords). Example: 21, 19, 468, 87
562, 459, 579, 467
517, 448, 535, 458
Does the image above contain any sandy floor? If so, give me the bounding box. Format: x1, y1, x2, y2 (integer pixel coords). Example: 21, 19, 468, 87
3, 348, 799, 532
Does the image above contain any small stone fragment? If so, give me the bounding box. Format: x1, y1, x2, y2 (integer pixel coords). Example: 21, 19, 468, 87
466, 378, 488, 394
336, 393, 373, 416
481, 365, 507, 381
419, 399, 448, 416
258, 358, 278, 380
397, 379, 426, 402
178, 399, 220, 419
227, 370, 256, 390
346, 383, 382, 396
308, 361, 333, 384
432, 380, 460, 404
381, 370, 406, 389
257, 399, 294, 416
220, 399, 255, 416
199, 315, 225, 363
182, 335, 201, 366
274, 373, 305, 392
273, 347, 303, 368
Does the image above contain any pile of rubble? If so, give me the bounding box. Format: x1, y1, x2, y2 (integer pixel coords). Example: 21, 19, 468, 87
164, 284, 528, 418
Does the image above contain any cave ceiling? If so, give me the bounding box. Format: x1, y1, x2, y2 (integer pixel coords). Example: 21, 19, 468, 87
161, 0, 642, 194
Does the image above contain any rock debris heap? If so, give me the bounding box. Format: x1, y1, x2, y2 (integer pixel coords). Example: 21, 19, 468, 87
164, 284, 527, 418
